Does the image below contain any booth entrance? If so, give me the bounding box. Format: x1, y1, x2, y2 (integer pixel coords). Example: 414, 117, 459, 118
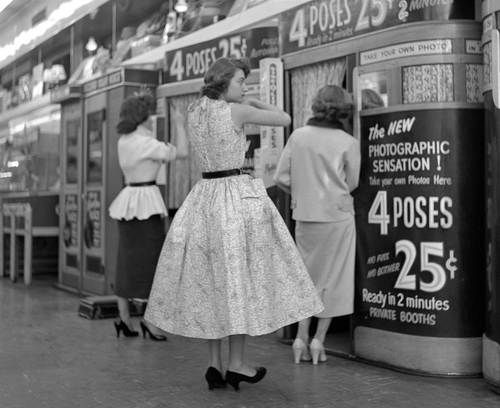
282, 54, 356, 357
279, 1, 483, 373
56, 69, 159, 295
53, 85, 83, 292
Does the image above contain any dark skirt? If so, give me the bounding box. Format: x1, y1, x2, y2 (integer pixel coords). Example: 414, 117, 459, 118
114, 214, 165, 299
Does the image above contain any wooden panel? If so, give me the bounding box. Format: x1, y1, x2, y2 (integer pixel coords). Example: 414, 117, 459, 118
484, 335, 500, 387
355, 326, 482, 376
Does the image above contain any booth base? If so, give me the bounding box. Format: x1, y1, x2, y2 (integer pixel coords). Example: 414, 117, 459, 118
483, 335, 500, 393
78, 296, 146, 320
354, 326, 482, 377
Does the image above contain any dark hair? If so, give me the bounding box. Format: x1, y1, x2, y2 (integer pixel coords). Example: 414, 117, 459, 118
361, 88, 385, 109
201, 57, 250, 99
116, 93, 156, 134
311, 85, 353, 123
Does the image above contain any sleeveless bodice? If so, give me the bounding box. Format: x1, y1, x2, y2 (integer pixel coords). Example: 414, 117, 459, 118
187, 96, 246, 172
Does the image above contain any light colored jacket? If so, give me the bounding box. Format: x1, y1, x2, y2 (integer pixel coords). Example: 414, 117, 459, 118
118, 124, 176, 184
109, 124, 177, 220
274, 125, 360, 222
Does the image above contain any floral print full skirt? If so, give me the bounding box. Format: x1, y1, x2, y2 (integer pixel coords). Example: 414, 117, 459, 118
145, 175, 323, 339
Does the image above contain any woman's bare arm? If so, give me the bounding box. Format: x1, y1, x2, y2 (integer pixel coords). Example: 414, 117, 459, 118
231, 98, 291, 127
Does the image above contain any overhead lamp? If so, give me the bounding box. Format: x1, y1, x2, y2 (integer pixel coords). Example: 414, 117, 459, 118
85, 36, 98, 52
174, 0, 188, 13
0, 0, 96, 65
0, 0, 14, 15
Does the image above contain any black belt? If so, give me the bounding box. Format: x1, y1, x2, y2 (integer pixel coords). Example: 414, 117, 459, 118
202, 169, 243, 179
126, 181, 156, 187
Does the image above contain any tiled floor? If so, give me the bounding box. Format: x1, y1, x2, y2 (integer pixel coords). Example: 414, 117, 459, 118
0, 276, 498, 408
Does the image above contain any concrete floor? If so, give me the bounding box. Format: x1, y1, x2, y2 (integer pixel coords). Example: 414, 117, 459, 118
0, 276, 499, 408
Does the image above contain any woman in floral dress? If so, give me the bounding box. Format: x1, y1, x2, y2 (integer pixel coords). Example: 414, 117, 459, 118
145, 58, 323, 391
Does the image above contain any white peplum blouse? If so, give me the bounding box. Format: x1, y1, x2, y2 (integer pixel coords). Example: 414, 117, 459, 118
109, 124, 176, 221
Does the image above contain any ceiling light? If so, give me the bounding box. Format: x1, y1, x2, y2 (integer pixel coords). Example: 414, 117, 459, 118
0, 0, 96, 66
85, 37, 98, 52
174, 0, 188, 13
0, 0, 15, 15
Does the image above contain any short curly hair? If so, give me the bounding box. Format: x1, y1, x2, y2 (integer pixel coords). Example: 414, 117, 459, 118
201, 57, 250, 99
311, 85, 352, 123
116, 93, 156, 134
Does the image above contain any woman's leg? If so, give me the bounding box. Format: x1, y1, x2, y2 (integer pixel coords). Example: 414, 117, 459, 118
293, 317, 313, 363
310, 317, 332, 364
296, 317, 312, 342
208, 339, 223, 372
228, 334, 256, 376
117, 296, 132, 327
313, 317, 332, 344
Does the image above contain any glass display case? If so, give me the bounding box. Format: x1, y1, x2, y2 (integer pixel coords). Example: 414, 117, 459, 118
0, 107, 61, 193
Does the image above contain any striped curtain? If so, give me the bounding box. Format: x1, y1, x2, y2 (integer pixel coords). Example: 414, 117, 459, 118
167, 93, 199, 209
291, 58, 347, 130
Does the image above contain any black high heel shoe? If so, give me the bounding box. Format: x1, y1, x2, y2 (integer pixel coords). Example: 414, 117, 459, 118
225, 367, 267, 391
205, 367, 227, 390
114, 320, 139, 338
140, 321, 167, 341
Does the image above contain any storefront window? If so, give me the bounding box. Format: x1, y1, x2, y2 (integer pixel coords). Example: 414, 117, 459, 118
402, 64, 454, 104
0, 108, 60, 192
359, 71, 388, 110
86, 110, 104, 184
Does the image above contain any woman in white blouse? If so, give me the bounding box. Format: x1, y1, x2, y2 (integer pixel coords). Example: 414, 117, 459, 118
274, 85, 360, 364
109, 94, 177, 340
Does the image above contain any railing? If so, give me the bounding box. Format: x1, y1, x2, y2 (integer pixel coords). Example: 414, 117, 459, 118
1, 203, 58, 285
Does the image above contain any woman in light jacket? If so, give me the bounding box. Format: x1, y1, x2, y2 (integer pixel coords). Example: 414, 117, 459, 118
274, 85, 360, 364
109, 93, 177, 340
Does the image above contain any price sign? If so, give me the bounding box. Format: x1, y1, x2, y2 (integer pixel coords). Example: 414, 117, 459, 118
280, 0, 474, 55
165, 27, 279, 83
355, 110, 484, 337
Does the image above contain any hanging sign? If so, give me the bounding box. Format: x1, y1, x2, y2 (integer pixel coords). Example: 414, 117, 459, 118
360, 39, 452, 65
355, 109, 484, 337
280, 0, 475, 55
165, 26, 279, 83
255, 58, 284, 188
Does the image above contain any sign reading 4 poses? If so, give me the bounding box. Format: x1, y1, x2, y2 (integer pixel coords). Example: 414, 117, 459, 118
355, 109, 484, 338
165, 27, 279, 83
280, 0, 475, 55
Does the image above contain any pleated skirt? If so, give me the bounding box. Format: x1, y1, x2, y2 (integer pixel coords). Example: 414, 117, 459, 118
295, 217, 356, 318
114, 214, 165, 299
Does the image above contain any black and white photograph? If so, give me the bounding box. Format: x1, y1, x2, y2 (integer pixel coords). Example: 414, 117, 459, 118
0, 0, 498, 407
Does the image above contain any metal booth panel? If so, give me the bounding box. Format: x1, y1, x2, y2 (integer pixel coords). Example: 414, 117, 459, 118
59, 101, 83, 291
